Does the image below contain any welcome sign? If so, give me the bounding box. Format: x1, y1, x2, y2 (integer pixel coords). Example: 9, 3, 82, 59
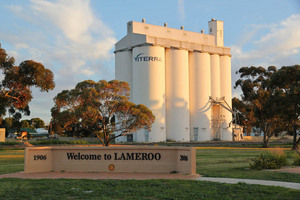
65, 152, 161, 161
24, 146, 196, 174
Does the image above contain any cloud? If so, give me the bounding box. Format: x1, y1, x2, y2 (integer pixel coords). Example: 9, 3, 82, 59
230, 15, 300, 98
7, 0, 116, 76
7, 5, 23, 13
255, 15, 300, 57
31, 0, 93, 43
231, 14, 300, 69
81, 69, 95, 76
2, 0, 117, 122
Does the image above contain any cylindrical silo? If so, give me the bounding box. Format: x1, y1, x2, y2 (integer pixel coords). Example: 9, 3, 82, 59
115, 50, 133, 99
189, 51, 212, 141
165, 48, 190, 141
210, 54, 221, 140
132, 45, 166, 142
210, 54, 220, 99
115, 50, 132, 143
220, 55, 232, 141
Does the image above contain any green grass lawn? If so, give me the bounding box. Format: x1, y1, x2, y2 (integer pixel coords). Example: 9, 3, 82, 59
196, 148, 300, 183
0, 178, 299, 200
0, 148, 299, 199
0, 150, 24, 175
1, 148, 299, 182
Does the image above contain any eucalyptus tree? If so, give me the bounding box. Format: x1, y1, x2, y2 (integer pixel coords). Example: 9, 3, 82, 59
51, 80, 155, 146
232, 97, 255, 136
0, 44, 55, 122
269, 65, 300, 149
234, 66, 285, 147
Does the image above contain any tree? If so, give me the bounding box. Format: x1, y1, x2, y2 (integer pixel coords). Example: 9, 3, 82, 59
232, 97, 255, 136
31, 118, 45, 128
269, 65, 300, 149
21, 120, 30, 128
234, 66, 286, 147
0, 117, 12, 129
51, 80, 155, 146
48, 118, 64, 135
0, 44, 55, 121
35, 120, 45, 129
0, 117, 13, 136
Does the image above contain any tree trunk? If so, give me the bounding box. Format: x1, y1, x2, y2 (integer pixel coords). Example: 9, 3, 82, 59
292, 121, 298, 150
104, 133, 110, 146
263, 138, 269, 148
263, 127, 269, 148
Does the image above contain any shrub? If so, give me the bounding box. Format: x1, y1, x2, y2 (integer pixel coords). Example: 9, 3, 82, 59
69, 140, 89, 144
250, 148, 287, 170
31, 139, 89, 145
292, 151, 300, 166
0, 141, 20, 145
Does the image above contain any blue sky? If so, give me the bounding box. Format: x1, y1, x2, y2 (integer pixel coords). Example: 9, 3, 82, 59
0, 0, 300, 123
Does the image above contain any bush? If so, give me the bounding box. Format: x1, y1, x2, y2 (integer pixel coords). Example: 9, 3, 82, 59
31, 139, 89, 145
250, 148, 287, 170
0, 141, 20, 145
292, 151, 300, 166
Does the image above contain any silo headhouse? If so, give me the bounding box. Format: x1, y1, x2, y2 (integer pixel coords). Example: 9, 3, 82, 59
115, 19, 233, 143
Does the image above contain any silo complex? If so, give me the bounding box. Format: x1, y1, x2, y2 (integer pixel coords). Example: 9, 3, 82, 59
115, 19, 233, 143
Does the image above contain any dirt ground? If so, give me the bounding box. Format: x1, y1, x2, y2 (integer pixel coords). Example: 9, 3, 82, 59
272, 167, 300, 174
0, 172, 201, 180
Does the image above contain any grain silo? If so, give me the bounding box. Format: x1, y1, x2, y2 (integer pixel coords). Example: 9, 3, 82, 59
115, 18, 233, 143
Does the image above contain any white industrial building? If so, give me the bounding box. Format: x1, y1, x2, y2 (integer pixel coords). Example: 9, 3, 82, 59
115, 19, 233, 143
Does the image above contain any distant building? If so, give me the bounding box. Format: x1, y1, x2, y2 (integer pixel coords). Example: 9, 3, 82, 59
115, 19, 232, 143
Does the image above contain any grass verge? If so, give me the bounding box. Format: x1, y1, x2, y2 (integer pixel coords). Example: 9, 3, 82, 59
0, 178, 299, 200
196, 148, 300, 183
1, 148, 299, 183
0, 150, 24, 175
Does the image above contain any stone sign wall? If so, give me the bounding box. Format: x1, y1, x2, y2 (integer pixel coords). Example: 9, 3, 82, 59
24, 146, 196, 174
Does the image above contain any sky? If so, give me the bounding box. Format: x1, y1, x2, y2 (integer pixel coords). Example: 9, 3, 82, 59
0, 0, 300, 124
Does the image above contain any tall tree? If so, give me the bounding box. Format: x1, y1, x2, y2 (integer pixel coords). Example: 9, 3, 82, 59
0, 44, 55, 121
51, 80, 155, 146
0, 117, 13, 136
31, 118, 45, 128
35, 120, 45, 129
232, 97, 255, 136
269, 65, 300, 149
21, 120, 30, 128
234, 66, 285, 147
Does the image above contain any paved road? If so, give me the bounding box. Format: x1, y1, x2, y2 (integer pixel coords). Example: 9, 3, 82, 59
196, 177, 300, 190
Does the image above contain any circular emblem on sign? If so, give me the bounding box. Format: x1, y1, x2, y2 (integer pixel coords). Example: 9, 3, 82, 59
108, 164, 115, 171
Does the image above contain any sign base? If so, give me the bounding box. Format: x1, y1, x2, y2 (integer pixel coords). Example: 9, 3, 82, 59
24, 146, 196, 175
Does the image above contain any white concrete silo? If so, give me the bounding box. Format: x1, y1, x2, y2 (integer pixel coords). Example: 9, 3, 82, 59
115, 50, 133, 99
132, 45, 166, 142
165, 48, 190, 141
220, 55, 232, 141
189, 52, 212, 141
210, 54, 220, 99
115, 50, 133, 143
210, 54, 221, 140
